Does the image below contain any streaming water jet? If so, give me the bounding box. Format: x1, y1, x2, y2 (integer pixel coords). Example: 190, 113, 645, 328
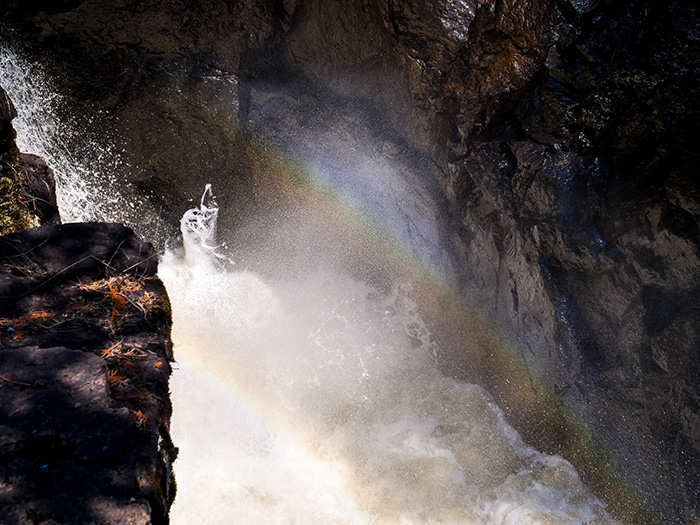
0, 45, 168, 242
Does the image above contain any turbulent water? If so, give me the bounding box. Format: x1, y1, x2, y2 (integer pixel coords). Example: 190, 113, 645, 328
158, 187, 617, 524
0, 46, 167, 241
2, 45, 618, 524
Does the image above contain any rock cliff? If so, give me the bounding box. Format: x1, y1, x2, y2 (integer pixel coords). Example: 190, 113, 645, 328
1, 1, 698, 522
0, 87, 175, 524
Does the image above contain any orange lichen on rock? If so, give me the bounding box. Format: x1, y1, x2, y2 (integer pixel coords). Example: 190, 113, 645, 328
107, 282, 127, 321
79, 275, 161, 328
0, 311, 52, 325
132, 410, 148, 432
106, 369, 127, 384
0, 311, 53, 339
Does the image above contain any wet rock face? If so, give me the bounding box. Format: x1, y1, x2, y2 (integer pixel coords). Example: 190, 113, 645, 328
0, 223, 174, 524
446, 2, 700, 522
18, 153, 60, 226
1, 0, 699, 522
0, 85, 59, 234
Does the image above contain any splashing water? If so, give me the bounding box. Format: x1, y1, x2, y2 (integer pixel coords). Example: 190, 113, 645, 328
159, 186, 618, 524
178, 183, 228, 266
0, 45, 166, 240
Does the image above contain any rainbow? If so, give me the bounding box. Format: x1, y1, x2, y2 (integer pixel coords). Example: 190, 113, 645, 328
168, 338, 373, 524
161, 133, 645, 523
237, 137, 649, 521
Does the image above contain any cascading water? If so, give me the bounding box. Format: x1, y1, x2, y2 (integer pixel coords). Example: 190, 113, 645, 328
2, 44, 619, 524
158, 186, 617, 524
0, 46, 166, 241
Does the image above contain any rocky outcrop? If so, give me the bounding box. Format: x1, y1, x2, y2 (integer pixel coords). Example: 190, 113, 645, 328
1, 1, 699, 522
0, 85, 15, 155
0, 88, 174, 524
18, 153, 60, 227
0, 223, 175, 525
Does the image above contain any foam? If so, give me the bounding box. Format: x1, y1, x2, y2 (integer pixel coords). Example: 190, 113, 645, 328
160, 187, 618, 524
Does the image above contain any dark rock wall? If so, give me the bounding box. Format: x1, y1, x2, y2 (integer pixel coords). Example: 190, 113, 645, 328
437, 2, 700, 522
2, 1, 699, 523
0, 223, 175, 524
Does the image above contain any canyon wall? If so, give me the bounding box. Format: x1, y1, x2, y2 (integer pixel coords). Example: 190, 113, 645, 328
2, 1, 699, 522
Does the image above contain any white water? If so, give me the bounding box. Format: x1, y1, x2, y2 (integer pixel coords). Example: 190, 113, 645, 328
2, 45, 618, 524
0, 46, 165, 240
159, 187, 617, 524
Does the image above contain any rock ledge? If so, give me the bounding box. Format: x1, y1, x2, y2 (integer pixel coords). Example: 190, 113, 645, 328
0, 223, 175, 525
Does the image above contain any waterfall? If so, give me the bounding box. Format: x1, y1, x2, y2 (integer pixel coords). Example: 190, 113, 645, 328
159, 186, 617, 524
2, 45, 618, 524
0, 46, 167, 242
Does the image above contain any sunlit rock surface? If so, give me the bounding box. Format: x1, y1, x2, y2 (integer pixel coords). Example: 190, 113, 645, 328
1, 0, 699, 522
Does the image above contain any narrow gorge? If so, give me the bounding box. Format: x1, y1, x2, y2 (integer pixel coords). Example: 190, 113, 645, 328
1, 1, 698, 523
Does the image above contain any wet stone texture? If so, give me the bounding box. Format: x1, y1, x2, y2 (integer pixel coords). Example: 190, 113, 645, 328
438, 2, 700, 522
18, 153, 60, 227
1, 0, 699, 523
0, 223, 175, 525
